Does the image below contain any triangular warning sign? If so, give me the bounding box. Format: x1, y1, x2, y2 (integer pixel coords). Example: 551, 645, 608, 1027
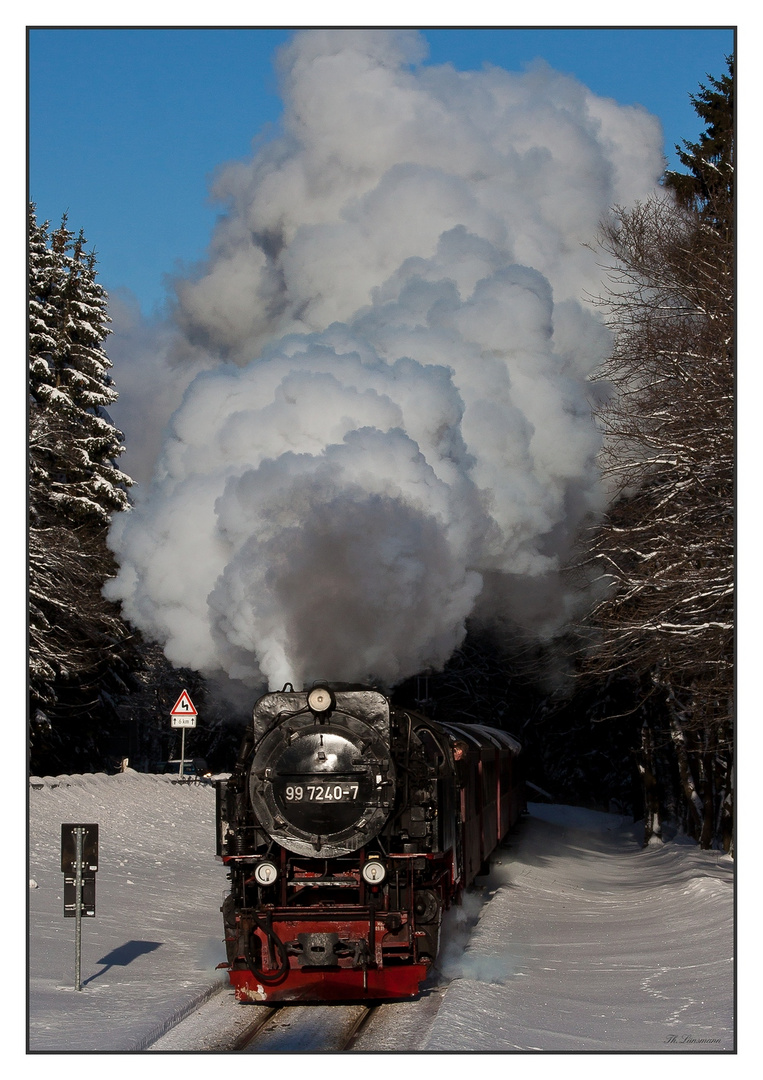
170, 690, 197, 716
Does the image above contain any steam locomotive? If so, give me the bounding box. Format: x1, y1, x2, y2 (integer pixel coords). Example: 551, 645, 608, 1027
215, 684, 524, 1001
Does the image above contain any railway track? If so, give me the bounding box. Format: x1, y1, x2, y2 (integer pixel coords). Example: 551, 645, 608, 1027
233, 1002, 378, 1052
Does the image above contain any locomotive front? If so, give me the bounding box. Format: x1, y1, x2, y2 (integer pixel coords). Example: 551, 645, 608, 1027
247, 685, 396, 860
216, 685, 448, 1001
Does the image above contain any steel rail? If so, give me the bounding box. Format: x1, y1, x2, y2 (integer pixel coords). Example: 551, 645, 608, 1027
233, 1003, 378, 1053
231, 1006, 284, 1051
340, 1004, 378, 1050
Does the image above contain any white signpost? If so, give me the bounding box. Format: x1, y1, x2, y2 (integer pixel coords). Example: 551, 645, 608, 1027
170, 690, 197, 777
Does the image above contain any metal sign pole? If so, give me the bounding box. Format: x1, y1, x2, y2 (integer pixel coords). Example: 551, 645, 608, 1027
180, 726, 186, 777
61, 822, 98, 991
74, 826, 83, 991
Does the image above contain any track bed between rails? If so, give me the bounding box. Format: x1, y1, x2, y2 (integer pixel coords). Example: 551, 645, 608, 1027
148, 983, 448, 1052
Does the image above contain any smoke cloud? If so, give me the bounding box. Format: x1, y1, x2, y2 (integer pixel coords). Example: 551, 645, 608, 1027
105, 30, 664, 692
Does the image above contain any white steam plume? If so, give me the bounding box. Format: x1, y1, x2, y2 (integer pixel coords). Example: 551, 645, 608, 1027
105, 30, 664, 692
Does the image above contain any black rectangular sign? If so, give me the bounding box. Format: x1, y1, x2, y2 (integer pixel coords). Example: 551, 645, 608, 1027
63, 874, 96, 917
61, 823, 99, 873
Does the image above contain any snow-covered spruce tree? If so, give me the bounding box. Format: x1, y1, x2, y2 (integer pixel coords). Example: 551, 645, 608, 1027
28, 205, 59, 387
30, 213, 133, 525
582, 61, 734, 849
28, 206, 135, 773
665, 57, 734, 238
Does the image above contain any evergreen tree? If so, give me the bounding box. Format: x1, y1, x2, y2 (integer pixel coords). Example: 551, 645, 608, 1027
665, 55, 734, 236
28, 206, 58, 383
28, 205, 135, 772
30, 211, 132, 528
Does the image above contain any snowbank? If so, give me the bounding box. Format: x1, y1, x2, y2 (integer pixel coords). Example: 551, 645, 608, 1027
427, 804, 734, 1051
28, 770, 229, 1053
26, 772, 734, 1058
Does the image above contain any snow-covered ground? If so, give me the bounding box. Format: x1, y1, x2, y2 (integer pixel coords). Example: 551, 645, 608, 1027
27, 770, 229, 1054
430, 804, 734, 1052
26, 770, 735, 1063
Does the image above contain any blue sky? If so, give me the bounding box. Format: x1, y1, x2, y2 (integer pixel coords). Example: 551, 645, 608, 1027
28, 26, 734, 317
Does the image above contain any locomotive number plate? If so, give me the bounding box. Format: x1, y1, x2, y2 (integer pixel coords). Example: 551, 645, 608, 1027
284, 784, 360, 802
